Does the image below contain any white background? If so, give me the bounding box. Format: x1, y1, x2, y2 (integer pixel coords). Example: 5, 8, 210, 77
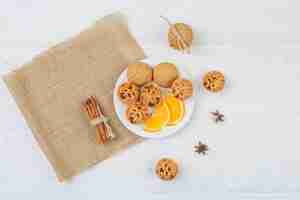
1, 0, 300, 199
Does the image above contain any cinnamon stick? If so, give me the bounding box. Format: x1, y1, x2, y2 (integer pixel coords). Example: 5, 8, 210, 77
82, 96, 109, 144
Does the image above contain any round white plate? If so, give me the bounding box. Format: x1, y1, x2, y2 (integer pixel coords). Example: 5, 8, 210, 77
113, 60, 196, 139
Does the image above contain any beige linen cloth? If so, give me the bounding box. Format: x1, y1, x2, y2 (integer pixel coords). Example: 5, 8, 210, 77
3, 12, 145, 182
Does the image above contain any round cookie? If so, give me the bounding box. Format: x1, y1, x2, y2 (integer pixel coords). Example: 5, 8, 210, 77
127, 62, 152, 86
140, 82, 162, 107
126, 102, 150, 124
140, 82, 162, 106
203, 71, 225, 92
155, 158, 178, 181
117, 82, 140, 105
153, 63, 179, 87
171, 78, 193, 100
168, 23, 193, 50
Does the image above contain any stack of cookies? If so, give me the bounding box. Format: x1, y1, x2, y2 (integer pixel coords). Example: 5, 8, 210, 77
117, 61, 194, 132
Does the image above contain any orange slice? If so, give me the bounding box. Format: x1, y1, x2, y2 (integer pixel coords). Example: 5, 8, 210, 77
165, 95, 185, 125
144, 100, 170, 132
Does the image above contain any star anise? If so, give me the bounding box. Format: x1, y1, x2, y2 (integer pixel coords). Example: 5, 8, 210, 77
194, 141, 209, 155
210, 110, 224, 123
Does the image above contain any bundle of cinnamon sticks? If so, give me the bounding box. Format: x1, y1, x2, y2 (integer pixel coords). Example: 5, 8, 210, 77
82, 96, 115, 144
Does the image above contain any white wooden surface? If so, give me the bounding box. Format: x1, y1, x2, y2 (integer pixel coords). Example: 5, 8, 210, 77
1, 0, 300, 199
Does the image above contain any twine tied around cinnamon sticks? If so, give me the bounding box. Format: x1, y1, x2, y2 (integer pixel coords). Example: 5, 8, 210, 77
82, 96, 116, 144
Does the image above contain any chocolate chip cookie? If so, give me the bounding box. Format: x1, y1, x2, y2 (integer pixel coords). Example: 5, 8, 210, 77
203, 71, 225, 92
155, 158, 178, 181
118, 82, 140, 105
140, 82, 162, 106
126, 102, 150, 124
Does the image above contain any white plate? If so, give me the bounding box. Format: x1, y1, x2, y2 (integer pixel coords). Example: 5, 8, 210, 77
113, 60, 196, 139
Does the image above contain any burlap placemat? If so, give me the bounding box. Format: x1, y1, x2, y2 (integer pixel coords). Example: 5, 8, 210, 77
3, 12, 145, 182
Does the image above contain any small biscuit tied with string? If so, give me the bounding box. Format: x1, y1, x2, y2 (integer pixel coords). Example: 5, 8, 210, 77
82, 96, 115, 144
161, 16, 193, 54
